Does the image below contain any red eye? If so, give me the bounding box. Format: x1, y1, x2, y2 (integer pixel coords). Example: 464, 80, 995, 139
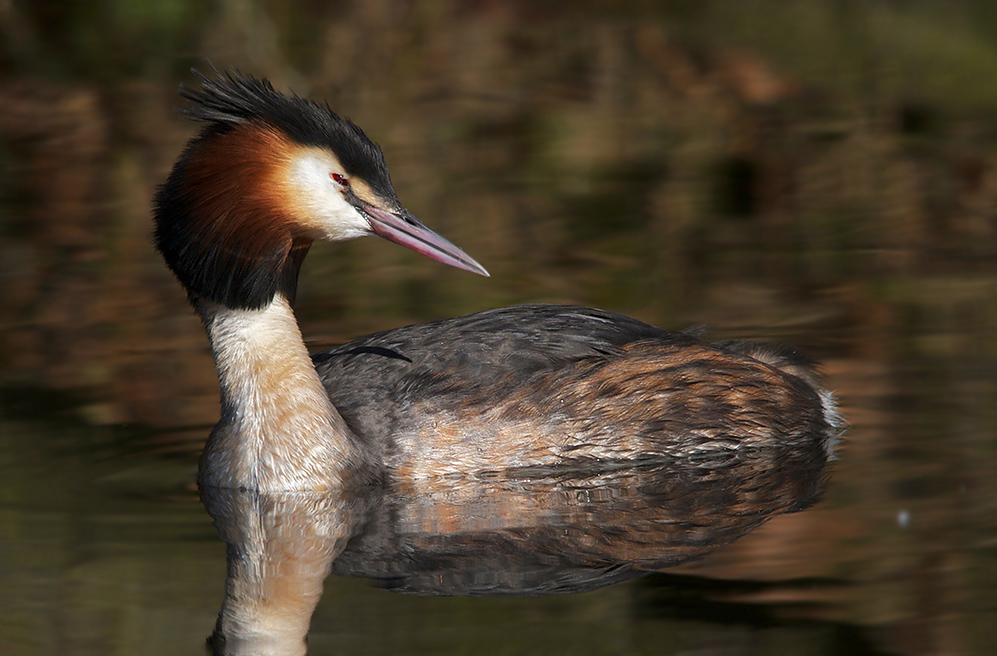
330, 172, 349, 187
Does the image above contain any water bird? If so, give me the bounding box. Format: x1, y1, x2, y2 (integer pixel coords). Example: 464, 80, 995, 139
153, 69, 841, 492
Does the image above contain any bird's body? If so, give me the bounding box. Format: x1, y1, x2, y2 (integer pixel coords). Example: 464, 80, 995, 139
154, 70, 841, 492
316, 304, 836, 481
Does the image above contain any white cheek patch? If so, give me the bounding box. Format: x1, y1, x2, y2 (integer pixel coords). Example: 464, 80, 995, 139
284, 150, 372, 241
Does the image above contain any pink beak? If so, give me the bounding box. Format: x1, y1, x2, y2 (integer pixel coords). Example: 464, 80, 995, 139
362, 205, 489, 277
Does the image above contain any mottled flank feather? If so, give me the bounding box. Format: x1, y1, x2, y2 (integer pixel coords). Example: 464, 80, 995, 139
314, 304, 843, 475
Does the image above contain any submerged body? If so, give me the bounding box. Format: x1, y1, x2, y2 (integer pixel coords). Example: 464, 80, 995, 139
154, 70, 841, 492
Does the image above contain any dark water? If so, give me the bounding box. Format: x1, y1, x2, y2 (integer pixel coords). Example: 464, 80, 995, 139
2, 2, 997, 654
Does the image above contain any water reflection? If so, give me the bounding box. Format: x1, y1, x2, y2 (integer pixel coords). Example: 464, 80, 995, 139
203, 440, 827, 653
202, 489, 374, 656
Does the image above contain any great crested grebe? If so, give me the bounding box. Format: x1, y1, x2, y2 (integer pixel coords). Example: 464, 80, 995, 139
153, 69, 841, 492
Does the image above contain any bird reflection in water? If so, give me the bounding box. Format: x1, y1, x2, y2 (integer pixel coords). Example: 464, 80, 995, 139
202, 440, 828, 654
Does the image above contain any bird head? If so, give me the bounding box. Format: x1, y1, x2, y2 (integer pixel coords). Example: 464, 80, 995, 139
153, 68, 487, 310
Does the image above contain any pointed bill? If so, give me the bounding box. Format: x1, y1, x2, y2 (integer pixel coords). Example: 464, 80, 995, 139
362, 205, 490, 277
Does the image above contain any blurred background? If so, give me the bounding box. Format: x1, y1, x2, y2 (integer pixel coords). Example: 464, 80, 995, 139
1, 1, 996, 654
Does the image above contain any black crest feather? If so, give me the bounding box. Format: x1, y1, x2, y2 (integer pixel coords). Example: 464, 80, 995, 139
180, 67, 395, 197
153, 68, 396, 309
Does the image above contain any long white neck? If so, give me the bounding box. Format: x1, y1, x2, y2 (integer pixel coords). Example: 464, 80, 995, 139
195, 295, 371, 491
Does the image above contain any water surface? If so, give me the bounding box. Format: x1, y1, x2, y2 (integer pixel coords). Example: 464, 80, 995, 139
2, 2, 997, 654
